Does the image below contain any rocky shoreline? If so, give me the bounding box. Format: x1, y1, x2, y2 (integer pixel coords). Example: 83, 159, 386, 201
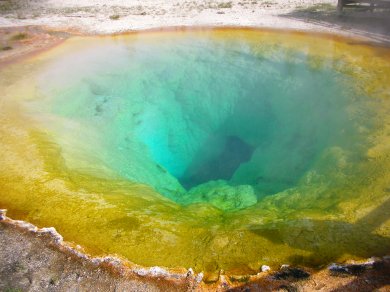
1, 209, 390, 291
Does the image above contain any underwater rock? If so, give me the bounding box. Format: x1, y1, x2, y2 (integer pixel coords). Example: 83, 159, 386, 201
328, 261, 376, 276
203, 272, 220, 283
229, 274, 251, 282
186, 180, 257, 211
272, 266, 310, 280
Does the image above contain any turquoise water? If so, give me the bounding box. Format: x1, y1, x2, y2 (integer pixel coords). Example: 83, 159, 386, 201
34, 34, 361, 211
2, 30, 390, 275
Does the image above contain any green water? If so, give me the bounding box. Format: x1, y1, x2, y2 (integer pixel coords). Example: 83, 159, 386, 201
34, 34, 361, 211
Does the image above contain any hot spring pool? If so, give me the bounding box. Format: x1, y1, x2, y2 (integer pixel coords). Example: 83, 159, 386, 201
0, 28, 389, 278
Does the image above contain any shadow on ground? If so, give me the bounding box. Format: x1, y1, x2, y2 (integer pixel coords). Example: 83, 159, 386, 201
248, 198, 390, 267
228, 198, 390, 291
280, 5, 390, 45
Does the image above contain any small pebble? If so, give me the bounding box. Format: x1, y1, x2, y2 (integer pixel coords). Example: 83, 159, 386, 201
281, 264, 290, 269
261, 265, 271, 272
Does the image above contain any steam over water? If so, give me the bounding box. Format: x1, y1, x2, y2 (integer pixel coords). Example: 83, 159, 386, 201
1, 29, 389, 276
33, 32, 359, 209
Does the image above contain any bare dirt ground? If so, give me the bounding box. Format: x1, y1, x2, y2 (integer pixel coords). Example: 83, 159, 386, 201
0, 0, 389, 43
1, 1, 390, 291
0, 217, 196, 292
1, 0, 338, 34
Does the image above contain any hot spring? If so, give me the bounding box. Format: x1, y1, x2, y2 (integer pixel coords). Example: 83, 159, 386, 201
0, 28, 389, 278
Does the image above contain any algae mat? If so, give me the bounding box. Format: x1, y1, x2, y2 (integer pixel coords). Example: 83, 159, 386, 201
0, 28, 389, 276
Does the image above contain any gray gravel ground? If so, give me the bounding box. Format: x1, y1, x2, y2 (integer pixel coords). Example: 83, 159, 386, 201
0, 222, 192, 292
